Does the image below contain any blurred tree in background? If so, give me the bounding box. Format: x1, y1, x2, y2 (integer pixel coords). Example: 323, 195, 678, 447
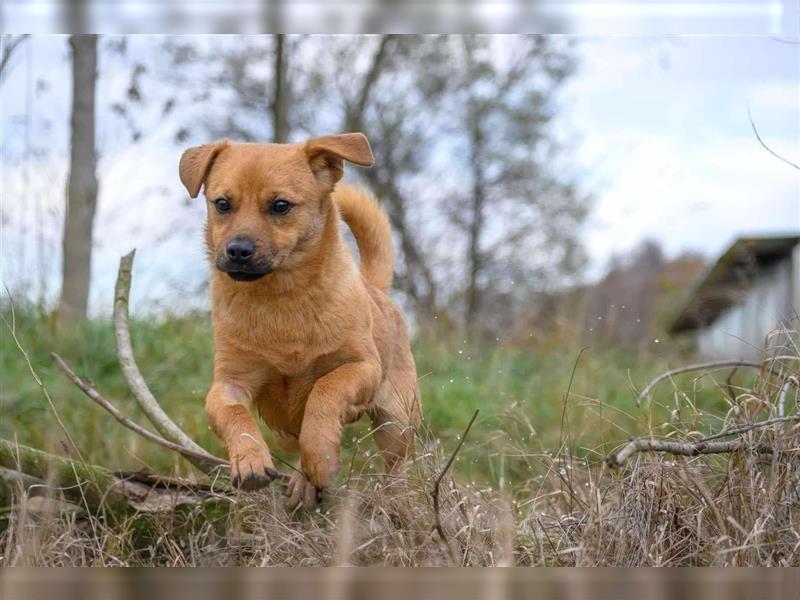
440, 36, 587, 338
3, 35, 610, 342
154, 35, 588, 340
529, 239, 706, 350
58, 34, 98, 324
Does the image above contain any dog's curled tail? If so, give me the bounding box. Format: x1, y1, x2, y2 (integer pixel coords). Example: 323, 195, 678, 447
334, 185, 394, 293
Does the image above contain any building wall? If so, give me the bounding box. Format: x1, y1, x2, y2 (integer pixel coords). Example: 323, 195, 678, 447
696, 251, 797, 359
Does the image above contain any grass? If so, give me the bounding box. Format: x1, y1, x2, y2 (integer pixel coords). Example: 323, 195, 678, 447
2, 305, 731, 484
2, 305, 797, 566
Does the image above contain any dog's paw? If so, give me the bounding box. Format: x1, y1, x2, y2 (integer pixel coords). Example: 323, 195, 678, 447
228, 436, 278, 491
286, 469, 323, 511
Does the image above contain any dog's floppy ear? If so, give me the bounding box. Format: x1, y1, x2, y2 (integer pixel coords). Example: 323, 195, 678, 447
305, 133, 374, 185
179, 140, 229, 198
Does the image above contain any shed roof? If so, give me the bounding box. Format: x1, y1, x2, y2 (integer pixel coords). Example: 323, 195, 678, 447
669, 234, 800, 334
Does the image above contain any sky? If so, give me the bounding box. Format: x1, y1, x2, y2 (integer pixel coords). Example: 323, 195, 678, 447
562, 35, 799, 275
0, 34, 798, 314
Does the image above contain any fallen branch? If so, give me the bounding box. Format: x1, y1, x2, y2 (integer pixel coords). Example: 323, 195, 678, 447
432, 408, 479, 564
607, 437, 788, 468
1, 436, 154, 516
113, 250, 211, 465
0, 467, 46, 506
0, 438, 233, 541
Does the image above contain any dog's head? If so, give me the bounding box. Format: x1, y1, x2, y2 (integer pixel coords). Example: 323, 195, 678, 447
179, 133, 373, 282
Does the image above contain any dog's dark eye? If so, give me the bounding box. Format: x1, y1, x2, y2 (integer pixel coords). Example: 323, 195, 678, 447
269, 199, 293, 215
213, 197, 231, 214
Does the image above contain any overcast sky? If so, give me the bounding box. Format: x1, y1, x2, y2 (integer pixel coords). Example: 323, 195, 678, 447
1, 35, 798, 314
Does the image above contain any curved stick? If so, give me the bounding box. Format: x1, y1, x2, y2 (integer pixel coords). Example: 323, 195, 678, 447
113, 250, 211, 463
635, 360, 767, 406
52, 352, 294, 481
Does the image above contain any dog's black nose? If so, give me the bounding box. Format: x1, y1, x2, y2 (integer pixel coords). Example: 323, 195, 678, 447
226, 238, 255, 264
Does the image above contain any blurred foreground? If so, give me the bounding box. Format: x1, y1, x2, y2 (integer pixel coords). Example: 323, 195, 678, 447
2, 568, 799, 599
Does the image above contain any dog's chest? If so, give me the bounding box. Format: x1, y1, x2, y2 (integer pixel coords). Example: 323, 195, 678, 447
254, 371, 315, 437
218, 303, 347, 373
255, 348, 354, 436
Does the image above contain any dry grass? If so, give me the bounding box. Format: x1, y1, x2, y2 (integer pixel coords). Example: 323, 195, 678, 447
1, 326, 798, 567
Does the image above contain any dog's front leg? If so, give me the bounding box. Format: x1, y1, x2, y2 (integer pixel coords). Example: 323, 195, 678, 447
299, 358, 382, 491
206, 380, 278, 490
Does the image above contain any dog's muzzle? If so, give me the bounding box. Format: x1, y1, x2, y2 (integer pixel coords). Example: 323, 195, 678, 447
217, 237, 273, 281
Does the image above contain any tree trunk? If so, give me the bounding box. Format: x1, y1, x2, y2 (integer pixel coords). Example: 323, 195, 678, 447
272, 35, 289, 143
58, 35, 98, 324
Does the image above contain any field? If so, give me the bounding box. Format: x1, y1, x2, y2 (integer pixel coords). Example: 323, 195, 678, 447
1, 305, 798, 566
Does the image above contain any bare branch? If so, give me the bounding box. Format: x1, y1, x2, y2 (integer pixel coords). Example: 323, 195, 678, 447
606, 437, 782, 468
747, 105, 800, 170
113, 250, 211, 460
432, 408, 479, 564
636, 360, 770, 406
695, 415, 799, 443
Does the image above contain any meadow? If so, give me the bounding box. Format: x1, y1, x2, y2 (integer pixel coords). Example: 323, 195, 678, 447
2, 304, 728, 484
1, 305, 798, 566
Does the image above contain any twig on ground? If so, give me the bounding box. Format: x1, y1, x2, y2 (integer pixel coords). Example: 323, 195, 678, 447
607, 437, 783, 468
52, 352, 295, 481
432, 408, 479, 564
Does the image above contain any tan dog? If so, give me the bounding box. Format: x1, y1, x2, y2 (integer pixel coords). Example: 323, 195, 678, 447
179, 133, 421, 509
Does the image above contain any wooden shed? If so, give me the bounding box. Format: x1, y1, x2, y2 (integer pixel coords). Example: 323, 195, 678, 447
669, 235, 800, 359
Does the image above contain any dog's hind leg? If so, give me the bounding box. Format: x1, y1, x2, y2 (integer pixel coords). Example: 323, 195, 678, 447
368, 372, 421, 477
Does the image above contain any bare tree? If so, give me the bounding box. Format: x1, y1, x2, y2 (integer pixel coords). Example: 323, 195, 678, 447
58, 35, 98, 324
443, 37, 587, 337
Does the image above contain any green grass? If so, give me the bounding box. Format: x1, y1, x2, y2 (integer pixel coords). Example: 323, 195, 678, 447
1, 305, 741, 487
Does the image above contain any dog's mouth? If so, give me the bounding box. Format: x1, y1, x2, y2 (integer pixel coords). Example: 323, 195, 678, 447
225, 270, 269, 282
216, 261, 274, 282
